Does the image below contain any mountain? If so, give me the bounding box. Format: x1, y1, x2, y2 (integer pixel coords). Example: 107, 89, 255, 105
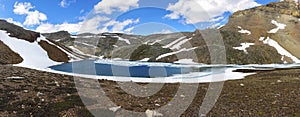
42, 1, 300, 64
0, 20, 83, 69
1, 0, 300, 67
222, 0, 300, 63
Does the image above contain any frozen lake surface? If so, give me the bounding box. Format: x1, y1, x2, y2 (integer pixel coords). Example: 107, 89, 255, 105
49, 59, 300, 83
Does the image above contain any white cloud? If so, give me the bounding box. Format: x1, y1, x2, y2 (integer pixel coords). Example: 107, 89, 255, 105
94, 0, 139, 14
13, 2, 47, 26
165, 0, 260, 24
60, 0, 76, 8
36, 16, 112, 34
102, 19, 140, 33
6, 18, 23, 27
13, 2, 33, 15
79, 16, 110, 33
23, 10, 47, 26
36, 22, 82, 33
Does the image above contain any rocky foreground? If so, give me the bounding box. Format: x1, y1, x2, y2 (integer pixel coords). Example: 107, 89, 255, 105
0, 65, 299, 117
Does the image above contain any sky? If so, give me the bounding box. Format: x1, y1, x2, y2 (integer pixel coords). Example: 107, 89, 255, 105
0, 0, 280, 35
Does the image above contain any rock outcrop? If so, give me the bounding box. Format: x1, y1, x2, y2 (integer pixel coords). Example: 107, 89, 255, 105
0, 40, 23, 64
0, 19, 40, 42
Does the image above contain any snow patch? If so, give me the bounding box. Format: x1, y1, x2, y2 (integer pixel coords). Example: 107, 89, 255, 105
268, 20, 286, 33
170, 37, 193, 50
114, 36, 131, 44
140, 58, 150, 62
238, 26, 251, 35
156, 47, 198, 60
174, 59, 197, 64
163, 36, 186, 49
260, 37, 300, 63
259, 37, 265, 41
233, 43, 255, 54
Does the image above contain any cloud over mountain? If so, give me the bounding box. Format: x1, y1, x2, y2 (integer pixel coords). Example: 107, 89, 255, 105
13, 2, 47, 26
165, 0, 260, 24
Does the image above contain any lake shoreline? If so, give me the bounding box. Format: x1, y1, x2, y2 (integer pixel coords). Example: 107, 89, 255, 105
0, 65, 299, 116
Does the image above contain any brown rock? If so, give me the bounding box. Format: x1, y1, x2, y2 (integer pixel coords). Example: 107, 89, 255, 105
38, 40, 70, 62
0, 40, 23, 64
0, 19, 40, 43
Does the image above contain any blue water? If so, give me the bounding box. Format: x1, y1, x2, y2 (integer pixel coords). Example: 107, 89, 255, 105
49, 60, 197, 78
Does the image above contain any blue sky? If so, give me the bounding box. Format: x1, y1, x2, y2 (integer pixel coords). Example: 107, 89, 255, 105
0, 0, 279, 35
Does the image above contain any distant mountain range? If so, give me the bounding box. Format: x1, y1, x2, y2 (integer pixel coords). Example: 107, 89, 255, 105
1, 0, 300, 68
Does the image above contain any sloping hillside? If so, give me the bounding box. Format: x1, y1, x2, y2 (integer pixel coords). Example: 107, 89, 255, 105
44, 0, 300, 64
0, 20, 81, 68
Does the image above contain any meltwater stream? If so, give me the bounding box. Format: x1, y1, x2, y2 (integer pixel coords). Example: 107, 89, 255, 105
49, 59, 300, 83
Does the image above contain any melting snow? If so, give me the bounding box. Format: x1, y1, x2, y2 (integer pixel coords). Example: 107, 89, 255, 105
233, 43, 255, 54
0, 30, 60, 69
268, 20, 286, 33
140, 58, 150, 61
156, 47, 198, 60
174, 59, 197, 64
260, 37, 300, 63
114, 36, 131, 44
238, 26, 251, 35
170, 37, 193, 50
163, 36, 186, 49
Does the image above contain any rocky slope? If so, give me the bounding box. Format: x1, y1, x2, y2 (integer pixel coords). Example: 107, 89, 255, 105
42, 0, 300, 64
0, 20, 83, 68
222, 0, 300, 63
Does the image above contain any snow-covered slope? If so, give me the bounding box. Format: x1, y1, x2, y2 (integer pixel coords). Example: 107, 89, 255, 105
0, 30, 59, 69
0, 30, 79, 69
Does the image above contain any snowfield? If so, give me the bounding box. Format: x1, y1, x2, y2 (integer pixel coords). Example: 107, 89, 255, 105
0, 30, 61, 69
